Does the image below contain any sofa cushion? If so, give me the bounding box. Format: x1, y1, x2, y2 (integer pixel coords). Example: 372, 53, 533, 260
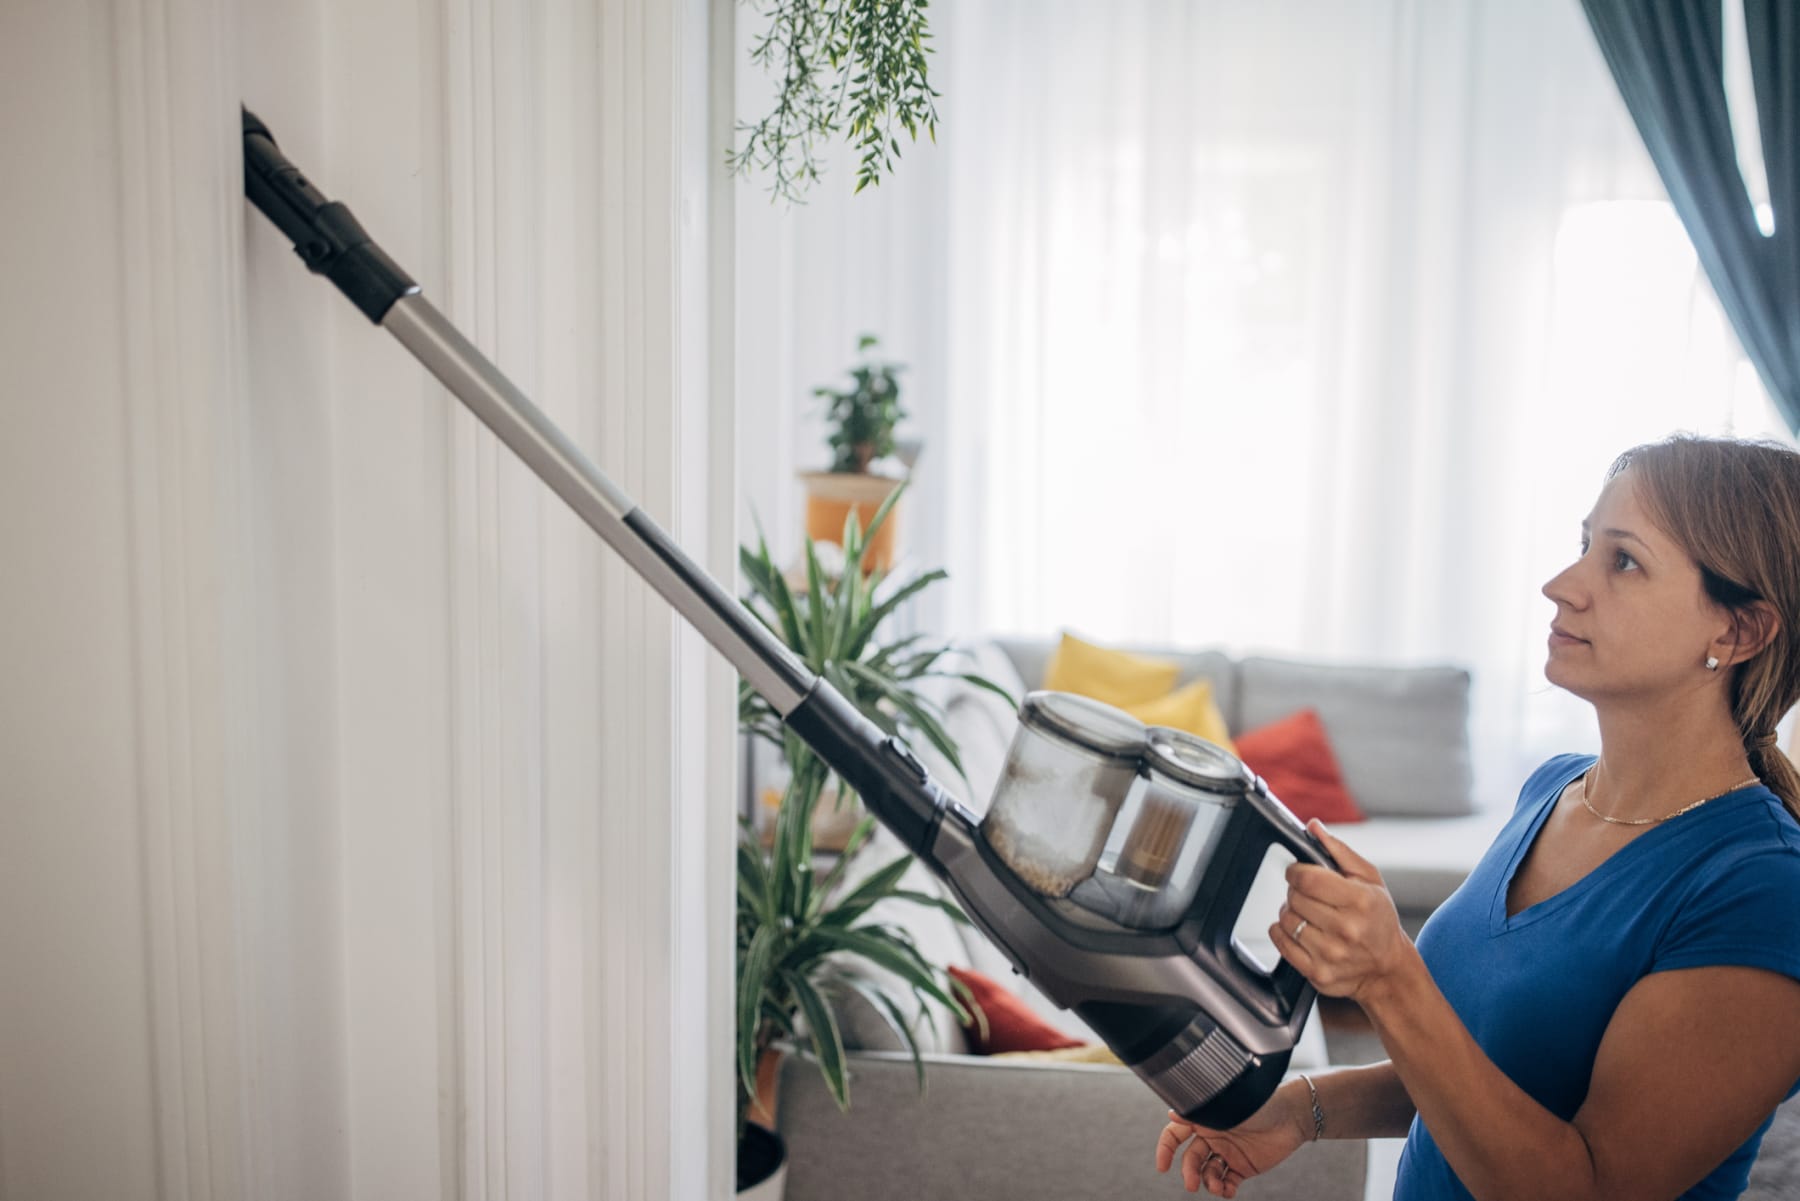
1238, 656, 1475, 818
946, 965, 1085, 1054
1122, 677, 1235, 751
1042, 630, 1182, 707
1345, 810, 1507, 914
994, 635, 1240, 728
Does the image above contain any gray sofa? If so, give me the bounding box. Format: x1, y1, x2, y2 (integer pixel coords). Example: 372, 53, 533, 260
777, 1052, 1366, 1201
775, 1049, 1799, 1201
771, 636, 1800, 1200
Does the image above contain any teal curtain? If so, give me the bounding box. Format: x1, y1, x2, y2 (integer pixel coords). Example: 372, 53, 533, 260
1581, 0, 1800, 433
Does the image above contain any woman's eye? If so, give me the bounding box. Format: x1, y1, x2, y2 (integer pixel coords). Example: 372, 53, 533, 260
1613, 550, 1639, 572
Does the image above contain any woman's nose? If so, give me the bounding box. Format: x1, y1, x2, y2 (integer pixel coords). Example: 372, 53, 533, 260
1542, 559, 1586, 607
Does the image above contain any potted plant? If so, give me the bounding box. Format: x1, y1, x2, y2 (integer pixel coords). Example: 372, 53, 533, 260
799, 335, 912, 576
734, 489, 1014, 1197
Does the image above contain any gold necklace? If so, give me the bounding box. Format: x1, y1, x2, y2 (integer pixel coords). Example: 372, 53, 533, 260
1579, 770, 1762, 827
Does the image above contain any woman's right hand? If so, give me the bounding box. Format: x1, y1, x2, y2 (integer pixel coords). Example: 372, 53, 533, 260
1153, 1083, 1311, 1196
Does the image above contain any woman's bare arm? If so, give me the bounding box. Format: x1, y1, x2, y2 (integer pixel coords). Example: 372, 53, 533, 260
1369, 961, 1800, 1201
1302, 1060, 1416, 1141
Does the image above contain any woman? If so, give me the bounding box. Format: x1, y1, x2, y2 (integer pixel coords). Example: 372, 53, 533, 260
1156, 435, 1800, 1199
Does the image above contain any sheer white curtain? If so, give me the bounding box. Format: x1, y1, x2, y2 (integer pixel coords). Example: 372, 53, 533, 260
736, 0, 1796, 805
933, 0, 1793, 800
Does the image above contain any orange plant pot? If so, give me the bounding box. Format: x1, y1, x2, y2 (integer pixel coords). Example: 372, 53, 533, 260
746, 1046, 783, 1130
799, 471, 903, 575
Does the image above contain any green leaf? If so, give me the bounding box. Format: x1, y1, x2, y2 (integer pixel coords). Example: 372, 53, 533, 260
815, 815, 879, 897
803, 537, 829, 663
887, 888, 975, 926
839, 972, 929, 1094
817, 854, 914, 928
806, 926, 967, 1022
741, 538, 807, 653
738, 924, 780, 1093
828, 545, 862, 660
950, 970, 987, 1044
770, 759, 825, 916
954, 671, 1021, 712
738, 841, 772, 925
862, 631, 932, 672
850, 567, 945, 650
787, 970, 851, 1110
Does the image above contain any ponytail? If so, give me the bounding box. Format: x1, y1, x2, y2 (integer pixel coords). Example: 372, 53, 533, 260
1749, 733, 1800, 822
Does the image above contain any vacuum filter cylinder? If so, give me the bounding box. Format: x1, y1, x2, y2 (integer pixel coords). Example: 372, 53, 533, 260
1108, 728, 1244, 927
1115, 789, 1198, 890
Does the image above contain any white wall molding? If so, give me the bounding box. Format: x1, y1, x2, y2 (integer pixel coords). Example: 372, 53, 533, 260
3, 2, 731, 1198
114, 2, 252, 1198
1, 2, 253, 1199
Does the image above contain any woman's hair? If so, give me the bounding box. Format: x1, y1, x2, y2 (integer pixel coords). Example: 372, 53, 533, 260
1610, 434, 1800, 818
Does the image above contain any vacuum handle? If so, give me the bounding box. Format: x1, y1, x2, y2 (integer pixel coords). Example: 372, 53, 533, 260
1245, 778, 1337, 873
1192, 787, 1338, 1025
1236, 781, 1337, 1014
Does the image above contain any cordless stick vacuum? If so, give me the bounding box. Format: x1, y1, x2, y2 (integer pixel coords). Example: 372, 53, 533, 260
240, 108, 1337, 1128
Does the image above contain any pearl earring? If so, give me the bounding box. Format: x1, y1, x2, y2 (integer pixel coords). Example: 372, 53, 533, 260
1705, 656, 1721, 671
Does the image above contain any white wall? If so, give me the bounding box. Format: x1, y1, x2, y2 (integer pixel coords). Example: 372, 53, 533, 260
0, 1, 736, 1198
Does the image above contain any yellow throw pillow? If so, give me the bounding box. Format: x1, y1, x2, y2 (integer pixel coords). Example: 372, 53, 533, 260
1041, 631, 1180, 708
1124, 678, 1236, 753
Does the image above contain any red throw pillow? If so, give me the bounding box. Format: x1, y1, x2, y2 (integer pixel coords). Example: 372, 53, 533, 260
1233, 708, 1366, 825
946, 965, 1085, 1055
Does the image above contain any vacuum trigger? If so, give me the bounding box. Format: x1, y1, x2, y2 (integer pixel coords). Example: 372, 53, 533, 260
881, 736, 930, 783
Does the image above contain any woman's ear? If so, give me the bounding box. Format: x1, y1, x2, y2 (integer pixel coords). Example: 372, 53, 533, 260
1724, 602, 1782, 665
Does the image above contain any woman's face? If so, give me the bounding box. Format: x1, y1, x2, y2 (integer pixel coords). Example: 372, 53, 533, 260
1541, 469, 1730, 704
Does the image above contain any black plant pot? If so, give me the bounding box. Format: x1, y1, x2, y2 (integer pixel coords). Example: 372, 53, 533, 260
737, 1122, 787, 1197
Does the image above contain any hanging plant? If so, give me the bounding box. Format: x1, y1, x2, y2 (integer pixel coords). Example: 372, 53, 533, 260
729, 0, 941, 201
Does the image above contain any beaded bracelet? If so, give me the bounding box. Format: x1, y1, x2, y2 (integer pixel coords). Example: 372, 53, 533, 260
1297, 1073, 1325, 1141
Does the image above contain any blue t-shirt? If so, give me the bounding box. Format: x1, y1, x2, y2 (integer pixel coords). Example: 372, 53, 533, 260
1394, 753, 1800, 1200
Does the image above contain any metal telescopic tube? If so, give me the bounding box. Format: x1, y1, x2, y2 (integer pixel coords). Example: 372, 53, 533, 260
240, 105, 965, 858
241, 106, 811, 714
380, 294, 813, 715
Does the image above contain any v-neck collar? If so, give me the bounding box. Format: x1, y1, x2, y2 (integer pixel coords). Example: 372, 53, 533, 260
1491, 757, 1769, 934
1490, 754, 1724, 932
1492, 757, 1592, 932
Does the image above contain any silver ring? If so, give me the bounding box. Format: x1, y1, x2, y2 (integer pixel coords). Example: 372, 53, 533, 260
1292, 919, 1309, 943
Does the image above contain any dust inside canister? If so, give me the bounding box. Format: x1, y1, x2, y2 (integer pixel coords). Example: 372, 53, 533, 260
985, 819, 1084, 897
983, 758, 1122, 897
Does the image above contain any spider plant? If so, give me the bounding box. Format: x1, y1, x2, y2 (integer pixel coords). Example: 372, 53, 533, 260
738, 484, 1013, 778
735, 483, 1014, 1136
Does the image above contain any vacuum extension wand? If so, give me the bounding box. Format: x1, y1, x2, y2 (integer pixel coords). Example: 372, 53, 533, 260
243, 108, 1335, 1129
240, 109, 973, 862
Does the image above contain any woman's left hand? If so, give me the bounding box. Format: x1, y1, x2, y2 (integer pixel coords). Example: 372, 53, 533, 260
1270, 820, 1413, 1005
